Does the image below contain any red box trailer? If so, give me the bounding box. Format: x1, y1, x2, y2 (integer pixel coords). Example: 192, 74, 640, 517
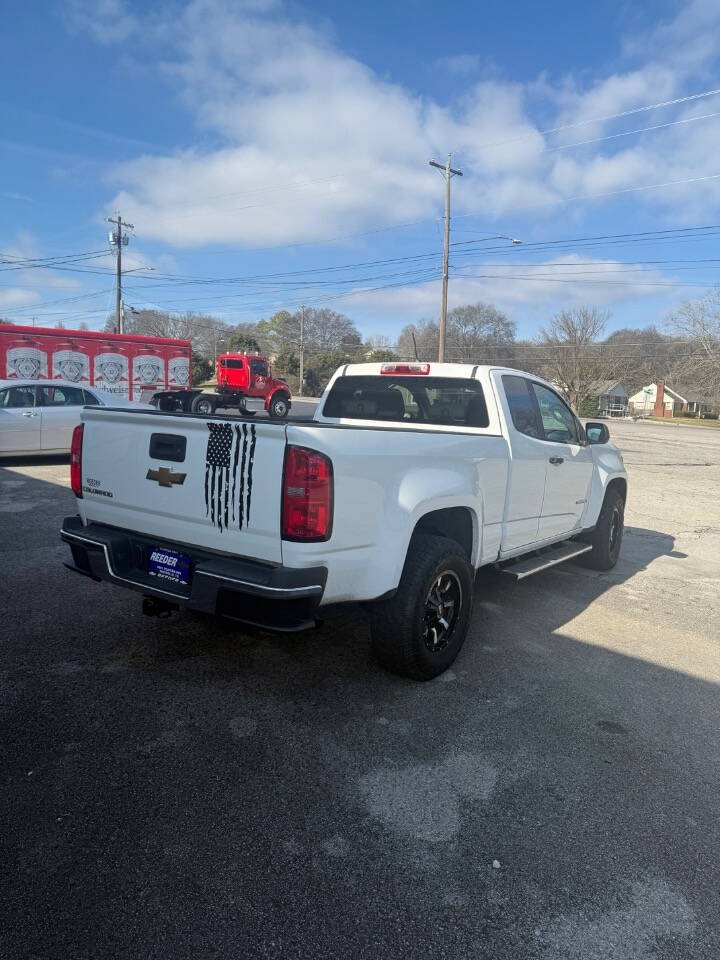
0, 324, 192, 402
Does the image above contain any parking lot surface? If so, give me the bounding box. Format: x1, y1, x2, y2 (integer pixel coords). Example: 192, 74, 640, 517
2, 420, 719, 959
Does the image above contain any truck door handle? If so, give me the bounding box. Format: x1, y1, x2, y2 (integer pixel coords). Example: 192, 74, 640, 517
549, 456, 564, 465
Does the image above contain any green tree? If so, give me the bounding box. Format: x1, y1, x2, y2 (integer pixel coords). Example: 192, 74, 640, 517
256, 310, 296, 355
191, 352, 213, 385
227, 331, 260, 353
365, 348, 396, 362
303, 347, 354, 395
273, 348, 300, 377
578, 395, 599, 418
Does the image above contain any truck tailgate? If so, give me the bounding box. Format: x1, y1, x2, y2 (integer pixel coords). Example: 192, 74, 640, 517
78, 408, 286, 563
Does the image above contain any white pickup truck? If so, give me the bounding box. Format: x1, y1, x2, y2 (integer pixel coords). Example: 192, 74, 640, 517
61, 362, 627, 679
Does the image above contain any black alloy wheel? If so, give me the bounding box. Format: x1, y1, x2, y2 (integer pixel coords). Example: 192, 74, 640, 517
423, 570, 462, 653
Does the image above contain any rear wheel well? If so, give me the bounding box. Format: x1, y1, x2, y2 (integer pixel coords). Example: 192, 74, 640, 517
607, 477, 627, 503
413, 507, 474, 560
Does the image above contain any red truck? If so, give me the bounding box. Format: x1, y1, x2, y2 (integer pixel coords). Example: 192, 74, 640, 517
151, 352, 292, 418
0, 323, 191, 400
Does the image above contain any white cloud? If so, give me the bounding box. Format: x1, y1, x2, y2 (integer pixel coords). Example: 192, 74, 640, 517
435, 54, 482, 77
63, 0, 720, 247
0, 288, 41, 310
342, 255, 676, 326
64, 0, 139, 44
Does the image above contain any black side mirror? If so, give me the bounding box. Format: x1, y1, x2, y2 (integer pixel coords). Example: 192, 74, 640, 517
585, 421, 610, 444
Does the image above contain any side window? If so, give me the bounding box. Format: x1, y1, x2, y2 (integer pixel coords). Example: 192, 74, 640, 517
37, 387, 65, 406
502, 376, 541, 438
37, 386, 84, 406
2, 386, 36, 408
250, 359, 268, 376
531, 383, 579, 444
61, 386, 86, 405
83, 389, 100, 405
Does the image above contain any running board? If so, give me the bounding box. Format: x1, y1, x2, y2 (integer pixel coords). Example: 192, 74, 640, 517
499, 541, 592, 580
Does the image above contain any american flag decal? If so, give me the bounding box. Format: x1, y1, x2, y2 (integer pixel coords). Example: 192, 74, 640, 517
204, 421, 258, 533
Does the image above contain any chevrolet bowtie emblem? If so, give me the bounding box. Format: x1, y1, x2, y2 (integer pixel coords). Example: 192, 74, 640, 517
146, 467, 187, 487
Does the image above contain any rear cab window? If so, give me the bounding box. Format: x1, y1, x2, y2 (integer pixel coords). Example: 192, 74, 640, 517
322, 376, 490, 428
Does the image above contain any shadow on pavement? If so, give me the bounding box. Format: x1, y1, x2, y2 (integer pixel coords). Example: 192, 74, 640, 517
2, 463, 719, 958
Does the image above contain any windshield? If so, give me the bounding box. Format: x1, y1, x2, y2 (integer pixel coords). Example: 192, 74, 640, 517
322, 376, 489, 427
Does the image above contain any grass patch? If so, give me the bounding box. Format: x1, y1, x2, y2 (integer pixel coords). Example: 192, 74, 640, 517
639, 416, 720, 429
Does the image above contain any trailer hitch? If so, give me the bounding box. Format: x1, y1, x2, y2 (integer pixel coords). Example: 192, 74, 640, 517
142, 596, 179, 618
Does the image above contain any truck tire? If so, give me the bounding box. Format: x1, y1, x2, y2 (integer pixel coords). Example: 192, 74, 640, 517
369, 533, 474, 680
580, 488, 624, 570
268, 393, 290, 419
191, 393, 217, 416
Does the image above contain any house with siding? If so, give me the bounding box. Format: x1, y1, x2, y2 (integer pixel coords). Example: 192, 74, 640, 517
587, 380, 629, 417
627, 381, 713, 417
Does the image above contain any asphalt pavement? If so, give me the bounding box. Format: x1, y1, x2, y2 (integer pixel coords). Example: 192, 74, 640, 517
1, 419, 719, 959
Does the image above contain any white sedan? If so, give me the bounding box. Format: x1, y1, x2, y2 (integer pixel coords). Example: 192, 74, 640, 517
0, 379, 149, 456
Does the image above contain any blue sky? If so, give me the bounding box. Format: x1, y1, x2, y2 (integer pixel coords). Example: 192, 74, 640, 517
2, 0, 720, 341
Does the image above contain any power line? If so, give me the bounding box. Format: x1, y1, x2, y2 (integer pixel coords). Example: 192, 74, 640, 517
0, 288, 115, 316
450, 223, 720, 252
0, 251, 111, 272
0, 248, 108, 264
451, 271, 716, 288
473, 85, 720, 153
123, 223, 720, 290
565, 172, 720, 202
540, 110, 720, 155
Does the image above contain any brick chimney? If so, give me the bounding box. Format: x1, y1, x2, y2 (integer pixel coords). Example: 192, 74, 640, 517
653, 380, 666, 418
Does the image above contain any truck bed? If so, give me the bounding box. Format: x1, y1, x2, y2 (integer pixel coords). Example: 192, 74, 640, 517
71, 404, 510, 605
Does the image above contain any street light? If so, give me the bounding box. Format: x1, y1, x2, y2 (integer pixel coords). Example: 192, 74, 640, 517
452, 234, 522, 247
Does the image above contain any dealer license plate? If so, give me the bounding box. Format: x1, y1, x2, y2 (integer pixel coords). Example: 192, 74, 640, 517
148, 547, 191, 586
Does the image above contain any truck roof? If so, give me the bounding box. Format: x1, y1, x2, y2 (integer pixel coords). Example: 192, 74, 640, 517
337, 361, 538, 379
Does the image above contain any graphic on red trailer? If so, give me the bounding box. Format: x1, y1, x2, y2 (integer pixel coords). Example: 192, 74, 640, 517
0, 324, 192, 401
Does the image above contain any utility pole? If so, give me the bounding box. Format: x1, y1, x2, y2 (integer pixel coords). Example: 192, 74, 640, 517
214, 337, 226, 372
429, 154, 462, 363
107, 213, 133, 333
299, 305, 305, 396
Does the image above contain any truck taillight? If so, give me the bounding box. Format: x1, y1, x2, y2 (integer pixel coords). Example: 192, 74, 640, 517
70, 424, 84, 498
282, 445, 333, 541
380, 362, 430, 375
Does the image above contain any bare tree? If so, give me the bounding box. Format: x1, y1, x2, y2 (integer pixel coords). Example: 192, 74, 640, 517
107, 309, 234, 358
667, 288, 720, 409
396, 320, 439, 360
397, 304, 515, 363
538, 307, 619, 411
445, 303, 516, 363
302, 308, 362, 353
602, 326, 681, 395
